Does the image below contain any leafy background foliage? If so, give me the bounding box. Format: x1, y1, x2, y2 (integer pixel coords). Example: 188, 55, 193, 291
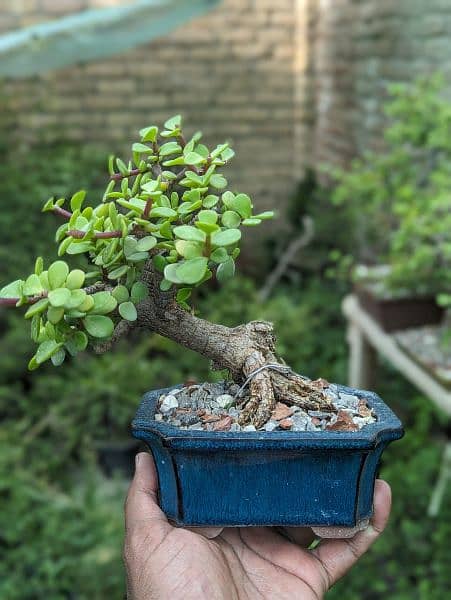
0, 107, 450, 598
330, 76, 451, 310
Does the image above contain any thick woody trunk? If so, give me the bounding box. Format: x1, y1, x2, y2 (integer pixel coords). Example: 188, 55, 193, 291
133, 264, 335, 427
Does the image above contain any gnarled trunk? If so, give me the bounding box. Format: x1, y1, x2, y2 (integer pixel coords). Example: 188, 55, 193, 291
130, 264, 335, 427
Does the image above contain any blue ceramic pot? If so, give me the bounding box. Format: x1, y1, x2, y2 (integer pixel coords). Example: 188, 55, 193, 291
132, 385, 403, 528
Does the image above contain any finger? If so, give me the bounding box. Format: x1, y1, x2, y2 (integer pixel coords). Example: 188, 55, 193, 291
125, 452, 171, 534
185, 526, 224, 539
312, 479, 392, 588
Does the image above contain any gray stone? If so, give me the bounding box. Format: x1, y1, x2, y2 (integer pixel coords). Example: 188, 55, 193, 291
264, 420, 278, 432
230, 423, 241, 432
227, 408, 240, 419
337, 393, 360, 410
188, 422, 204, 430
179, 412, 199, 426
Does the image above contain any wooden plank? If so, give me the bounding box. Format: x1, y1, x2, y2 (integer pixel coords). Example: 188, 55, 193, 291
342, 295, 451, 416
0, 0, 220, 78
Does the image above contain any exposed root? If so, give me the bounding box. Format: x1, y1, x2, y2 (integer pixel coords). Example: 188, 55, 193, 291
238, 350, 276, 428
271, 371, 336, 412
238, 360, 336, 427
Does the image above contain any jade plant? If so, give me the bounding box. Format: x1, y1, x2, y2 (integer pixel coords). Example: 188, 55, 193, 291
0, 116, 334, 427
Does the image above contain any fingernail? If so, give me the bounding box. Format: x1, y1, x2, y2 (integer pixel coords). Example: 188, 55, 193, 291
135, 453, 141, 467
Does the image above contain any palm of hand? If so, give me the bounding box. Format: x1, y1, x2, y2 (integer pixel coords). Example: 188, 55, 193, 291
124, 453, 391, 600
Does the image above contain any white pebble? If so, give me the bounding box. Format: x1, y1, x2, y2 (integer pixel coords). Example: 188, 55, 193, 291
154, 413, 163, 421
216, 394, 234, 408
160, 394, 179, 413
230, 423, 241, 432
243, 425, 256, 432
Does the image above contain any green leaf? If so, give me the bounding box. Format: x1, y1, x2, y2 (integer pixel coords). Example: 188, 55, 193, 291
65, 331, 89, 355
222, 210, 241, 228
164, 263, 182, 284
140, 125, 158, 142
136, 236, 157, 252
254, 211, 274, 220
47, 306, 65, 324
48, 260, 70, 290
221, 191, 235, 209
84, 315, 115, 338
176, 257, 208, 284
130, 282, 148, 303
0, 279, 23, 299
23, 274, 44, 296
48, 288, 71, 308
36, 340, 63, 365
232, 194, 252, 219
210, 247, 229, 264
176, 288, 192, 303
173, 225, 206, 243
91, 291, 118, 315
211, 228, 241, 247
160, 278, 173, 291
184, 152, 204, 165
216, 258, 235, 283
108, 265, 129, 280
70, 190, 86, 212
42, 197, 54, 212
210, 174, 227, 189
124, 236, 138, 258
65, 289, 87, 310
132, 142, 152, 154
24, 298, 49, 319
164, 114, 182, 130
149, 207, 177, 219
51, 348, 66, 366
119, 301, 137, 321
203, 194, 219, 208
127, 252, 149, 262
152, 255, 167, 272
34, 257, 44, 276
66, 242, 93, 255
78, 295, 95, 312
112, 285, 130, 303
242, 218, 262, 226
160, 142, 182, 157
198, 210, 218, 224
175, 240, 203, 259
195, 222, 220, 234
28, 355, 39, 371
66, 269, 85, 290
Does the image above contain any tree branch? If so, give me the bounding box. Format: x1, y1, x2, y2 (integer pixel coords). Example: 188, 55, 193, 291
258, 216, 315, 302
66, 230, 122, 239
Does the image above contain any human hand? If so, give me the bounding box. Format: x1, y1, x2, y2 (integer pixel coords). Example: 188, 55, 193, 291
124, 452, 391, 600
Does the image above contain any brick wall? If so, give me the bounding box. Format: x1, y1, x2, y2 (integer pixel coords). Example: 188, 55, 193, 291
299, 0, 451, 172
0, 0, 297, 236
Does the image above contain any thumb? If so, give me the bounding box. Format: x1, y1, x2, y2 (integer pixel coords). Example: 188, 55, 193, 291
124, 452, 171, 537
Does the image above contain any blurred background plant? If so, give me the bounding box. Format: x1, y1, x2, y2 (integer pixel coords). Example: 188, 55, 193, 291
329, 76, 451, 310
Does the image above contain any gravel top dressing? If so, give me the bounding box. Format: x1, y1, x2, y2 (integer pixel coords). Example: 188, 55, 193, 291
156, 379, 377, 433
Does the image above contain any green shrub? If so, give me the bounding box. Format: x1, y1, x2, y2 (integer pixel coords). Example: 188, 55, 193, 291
330, 75, 451, 306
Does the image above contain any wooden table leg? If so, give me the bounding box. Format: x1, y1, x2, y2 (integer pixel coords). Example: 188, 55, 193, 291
347, 321, 377, 390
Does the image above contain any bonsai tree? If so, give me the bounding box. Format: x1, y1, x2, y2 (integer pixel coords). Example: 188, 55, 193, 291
0, 116, 333, 428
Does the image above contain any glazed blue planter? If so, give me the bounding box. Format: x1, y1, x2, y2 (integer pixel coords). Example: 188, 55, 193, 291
132, 384, 403, 528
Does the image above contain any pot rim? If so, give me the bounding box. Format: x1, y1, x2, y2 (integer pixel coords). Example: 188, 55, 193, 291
132, 383, 404, 450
